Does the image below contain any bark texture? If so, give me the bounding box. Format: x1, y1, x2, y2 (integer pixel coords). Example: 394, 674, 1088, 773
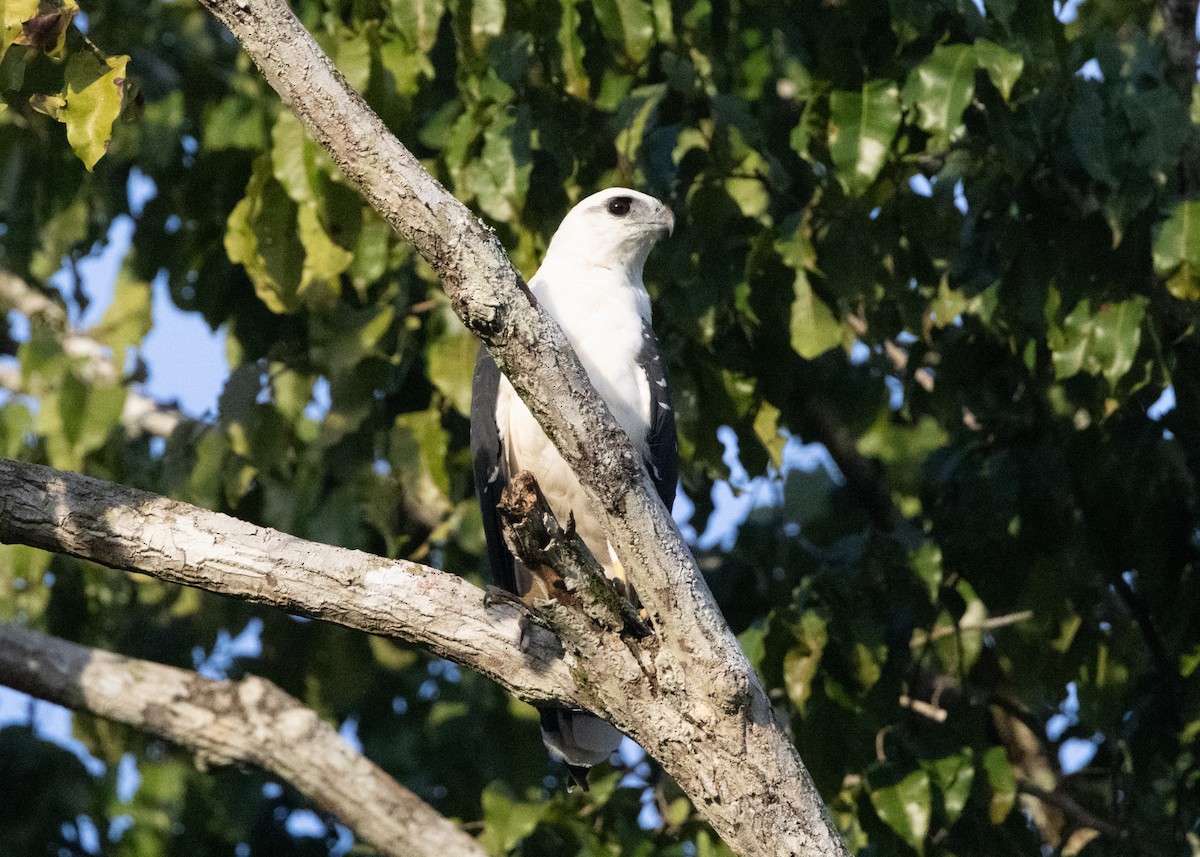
0, 624, 488, 857
188, 0, 847, 853
0, 458, 578, 707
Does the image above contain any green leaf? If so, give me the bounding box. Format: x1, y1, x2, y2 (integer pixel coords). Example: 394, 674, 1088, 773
426, 303, 479, 417
982, 746, 1016, 823
390, 409, 452, 516
904, 43, 976, 143
332, 24, 372, 94
202, 95, 269, 151
828, 80, 901, 196
470, 0, 505, 54
778, 226, 842, 358
593, 0, 654, 62
0, 400, 32, 459
557, 0, 589, 99
471, 104, 532, 222
974, 38, 1023, 101
225, 155, 304, 314
1153, 200, 1200, 301
1048, 295, 1149, 389
782, 611, 827, 712
478, 782, 547, 854
392, 0, 444, 54
868, 768, 932, 854
295, 203, 350, 309
91, 268, 151, 357
61, 51, 130, 170
922, 750, 975, 826
614, 83, 667, 167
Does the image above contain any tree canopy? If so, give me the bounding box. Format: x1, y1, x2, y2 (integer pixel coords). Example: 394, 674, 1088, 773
2, 0, 1200, 854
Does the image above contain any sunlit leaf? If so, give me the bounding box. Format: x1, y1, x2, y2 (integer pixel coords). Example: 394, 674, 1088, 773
593, 0, 654, 62
868, 767, 932, 853
426, 302, 479, 417
975, 38, 1023, 101
10, 0, 73, 57
828, 80, 901, 195
61, 51, 130, 170
1, 0, 39, 59
391, 0, 443, 53
91, 267, 151, 357
778, 225, 842, 358
922, 750, 975, 825
904, 43, 976, 143
1153, 199, 1200, 301
1048, 295, 1149, 389
226, 155, 304, 314
470, 0, 504, 54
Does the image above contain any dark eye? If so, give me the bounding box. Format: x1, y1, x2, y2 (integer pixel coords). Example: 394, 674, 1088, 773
607, 197, 633, 217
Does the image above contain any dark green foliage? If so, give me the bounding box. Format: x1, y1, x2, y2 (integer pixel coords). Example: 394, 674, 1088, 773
2, 0, 1200, 853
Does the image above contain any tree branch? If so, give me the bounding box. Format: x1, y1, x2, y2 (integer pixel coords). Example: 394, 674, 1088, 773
0, 457, 580, 707
0, 623, 488, 857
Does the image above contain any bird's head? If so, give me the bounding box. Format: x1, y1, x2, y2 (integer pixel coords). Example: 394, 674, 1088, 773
543, 188, 674, 275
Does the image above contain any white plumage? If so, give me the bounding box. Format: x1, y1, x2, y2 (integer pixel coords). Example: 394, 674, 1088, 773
471, 187, 676, 779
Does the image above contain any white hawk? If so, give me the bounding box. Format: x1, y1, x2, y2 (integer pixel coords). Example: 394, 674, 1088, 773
470, 187, 677, 786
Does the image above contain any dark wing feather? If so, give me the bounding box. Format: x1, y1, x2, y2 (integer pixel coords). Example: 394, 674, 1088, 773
638, 320, 678, 511
470, 347, 517, 593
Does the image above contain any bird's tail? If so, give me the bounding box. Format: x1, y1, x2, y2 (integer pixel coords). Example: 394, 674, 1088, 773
538, 707, 622, 790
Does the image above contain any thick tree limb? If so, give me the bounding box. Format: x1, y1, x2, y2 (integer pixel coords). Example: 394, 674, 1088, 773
0, 458, 579, 707
189, 1, 847, 853
0, 623, 488, 857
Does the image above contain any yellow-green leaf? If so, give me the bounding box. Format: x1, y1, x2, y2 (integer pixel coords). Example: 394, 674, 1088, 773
1048, 296, 1149, 389
61, 51, 130, 171
13, 0, 75, 57
1153, 200, 1200, 301
2, 0, 40, 58
426, 304, 479, 418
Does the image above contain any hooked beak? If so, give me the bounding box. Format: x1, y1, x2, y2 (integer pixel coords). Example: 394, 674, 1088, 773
658, 205, 675, 237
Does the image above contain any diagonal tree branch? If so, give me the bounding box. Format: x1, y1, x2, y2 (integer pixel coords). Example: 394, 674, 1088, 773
0, 623, 488, 857
0, 457, 580, 707
187, 1, 848, 853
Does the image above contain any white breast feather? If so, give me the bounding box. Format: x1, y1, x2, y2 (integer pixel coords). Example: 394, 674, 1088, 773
496, 264, 651, 579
